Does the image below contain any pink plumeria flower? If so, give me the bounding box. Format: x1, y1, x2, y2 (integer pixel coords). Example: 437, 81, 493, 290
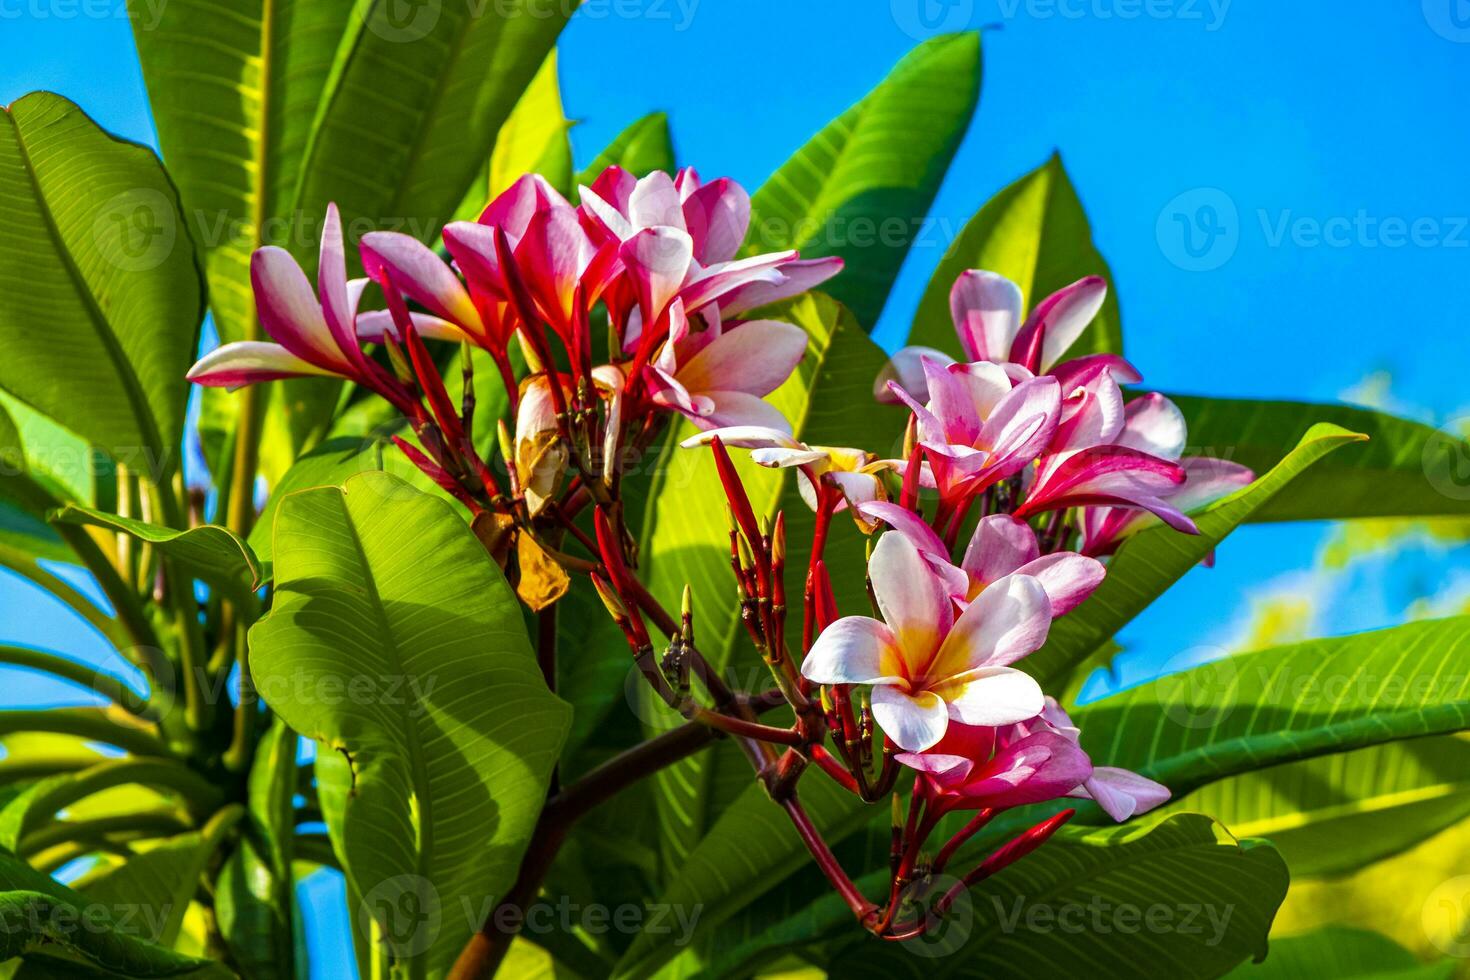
859, 505, 1104, 617
895, 722, 1094, 815
1073, 395, 1255, 556
188, 204, 415, 391
886, 358, 1061, 504
876, 270, 1109, 403
643, 300, 807, 432
1026, 698, 1171, 821
800, 531, 1050, 752
681, 426, 892, 515
579, 167, 841, 323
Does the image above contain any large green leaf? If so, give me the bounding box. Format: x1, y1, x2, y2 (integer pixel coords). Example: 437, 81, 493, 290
707, 814, 1287, 980
1156, 734, 1470, 878
1170, 395, 1470, 521
0, 93, 204, 469
249, 471, 570, 977
633, 294, 901, 874
746, 33, 981, 330
1026, 423, 1365, 692
1073, 615, 1470, 807
1225, 926, 1454, 980
908, 153, 1123, 359
490, 51, 573, 200
51, 506, 263, 603
0, 847, 226, 977
575, 112, 676, 185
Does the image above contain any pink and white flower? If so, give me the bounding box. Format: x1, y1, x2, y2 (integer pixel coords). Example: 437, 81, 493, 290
1027, 698, 1171, 821
896, 722, 1094, 815
800, 531, 1050, 752
681, 426, 892, 514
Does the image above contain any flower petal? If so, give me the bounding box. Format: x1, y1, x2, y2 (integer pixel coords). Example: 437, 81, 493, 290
679, 426, 800, 451
628, 170, 686, 231
690, 391, 793, 432
719, 256, 844, 316
932, 665, 1045, 727
1117, 393, 1187, 461
950, 269, 1024, 362
1076, 767, 1171, 821
1015, 553, 1106, 617
961, 515, 1041, 589
682, 177, 750, 264
929, 572, 1050, 677
355, 310, 467, 344
871, 685, 950, 752
1014, 275, 1108, 372
869, 531, 953, 671
873, 345, 951, 404
187, 341, 340, 388
317, 203, 358, 363
251, 246, 343, 368
620, 226, 693, 324
360, 231, 482, 331
801, 616, 906, 685
675, 319, 807, 397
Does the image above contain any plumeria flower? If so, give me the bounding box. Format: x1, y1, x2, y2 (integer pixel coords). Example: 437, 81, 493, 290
886, 358, 1061, 504
579, 167, 842, 323
643, 300, 807, 431
681, 426, 892, 515
1073, 395, 1255, 557
876, 270, 1109, 402
800, 531, 1050, 752
188, 204, 399, 391
1026, 698, 1171, 821
896, 722, 1094, 815
858, 504, 1104, 617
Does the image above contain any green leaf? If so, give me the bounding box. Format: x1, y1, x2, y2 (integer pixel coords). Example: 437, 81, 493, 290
51, 506, 263, 603
1156, 734, 1470, 879
907, 153, 1123, 360
1025, 423, 1366, 692
576, 112, 676, 185
0, 847, 227, 977
746, 33, 981, 330
1224, 926, 1454, 980
1072, 615, 1470, 807
716, 814, 1287, 980
633, 294, 901, 873
249, 471, 570, 977
491, 50, 573, 200
0, 93, 204, 468
1170, 395, 1470, 521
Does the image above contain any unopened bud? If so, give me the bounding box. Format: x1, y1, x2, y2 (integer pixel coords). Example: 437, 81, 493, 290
591, 573, 627, 620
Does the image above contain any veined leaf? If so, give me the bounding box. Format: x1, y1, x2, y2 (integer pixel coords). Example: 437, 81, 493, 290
0, 93, 204, 469
491, 51, 573, 200
1026, 423, 1365, 692
1072, 615, 1470, 806
249, 471, 570, 977
907, 153, 1123, 360
51, 506, 263, 603
1155, 734, 1470, 879
1225, 926, 1454, 980
575, 113, 676, 185
1170, 395, 1470, 522
633, 294, 901, 875
0, 846, 227, 977
746, 33, 981, 330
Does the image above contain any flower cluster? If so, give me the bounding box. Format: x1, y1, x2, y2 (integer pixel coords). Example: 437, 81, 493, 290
190, 167, 1252, 944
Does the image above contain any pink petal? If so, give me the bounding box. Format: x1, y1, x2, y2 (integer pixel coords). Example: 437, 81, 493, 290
355, 310, 466, 343
967, 732, 1093, 807
932, 665, 1046, 727
801, 617, 906, 686
718, 256, 844, 316
1170, 457, 1255, 512
683, 177, 750, 264
518, 205, 596, 332
978, 376, 1061, 474
1015, 553, 1106, 617
675, 319, 807, 397
678, 251, 795, 313
1118, 393, 1188, 461
679, 426, 799, 451
360, 232, 481, 331
949, 270, 1024, 362
859, 502, 949, 560
930, 572, 1051, 676
689, 391, 793, 432
1078, 767, 1171, 821
251, 246, 344, 369
871, 685, 950, 752
752, 447, 828, 468
869, 531, 954, 672
1014, 275, 1108, 372
317, 203, 358, 363
620, 227, 693, 325
961, 515, 1041, 588
1050, 353, 1143, 391
479, 172, 568, 240
187, 341, 340, 388
628, 170, 685, 231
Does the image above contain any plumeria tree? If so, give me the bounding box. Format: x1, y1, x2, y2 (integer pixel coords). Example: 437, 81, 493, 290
2, 10, 1470, 980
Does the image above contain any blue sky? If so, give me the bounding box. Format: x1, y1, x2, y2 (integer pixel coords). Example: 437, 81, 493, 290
2, 1, 1469, 973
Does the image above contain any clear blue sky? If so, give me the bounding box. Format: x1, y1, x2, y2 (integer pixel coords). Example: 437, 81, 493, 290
3, 2, 1468, 974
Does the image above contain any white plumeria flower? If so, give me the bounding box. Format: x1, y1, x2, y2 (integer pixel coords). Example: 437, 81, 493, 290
680, 426, 892, 514
799, 531, 1050, 752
